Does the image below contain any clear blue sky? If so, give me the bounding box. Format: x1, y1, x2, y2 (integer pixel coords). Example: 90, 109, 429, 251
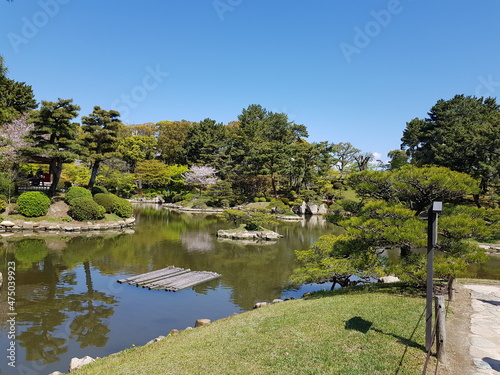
1, 0, 500, 161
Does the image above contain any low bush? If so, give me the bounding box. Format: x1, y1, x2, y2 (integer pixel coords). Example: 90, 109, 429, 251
68, 197, 105, 221
111, 196, 133, 218
91, 186, 108, 196
94, 193, 116, 213
17, 191, 51, 217
65, 186, 92, 204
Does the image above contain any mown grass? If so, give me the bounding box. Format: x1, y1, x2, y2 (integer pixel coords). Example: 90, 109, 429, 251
77, 285, 429, 375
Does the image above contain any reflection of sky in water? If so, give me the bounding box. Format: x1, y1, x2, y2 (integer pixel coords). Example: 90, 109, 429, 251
181, 231, 214, 252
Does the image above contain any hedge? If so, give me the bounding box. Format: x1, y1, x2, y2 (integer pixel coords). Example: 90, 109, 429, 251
68, 197, 106, 221
65, 186, 92, 204
17, 191, 51, 217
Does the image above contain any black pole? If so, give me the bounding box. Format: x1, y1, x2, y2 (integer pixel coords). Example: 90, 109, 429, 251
426, 201, 442, 351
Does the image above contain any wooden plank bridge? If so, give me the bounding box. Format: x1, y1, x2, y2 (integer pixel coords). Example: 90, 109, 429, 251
117, 266, 221, 292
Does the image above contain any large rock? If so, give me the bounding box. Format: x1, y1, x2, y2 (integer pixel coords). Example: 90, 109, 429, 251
69, 356, 95, 372
0, 220, 16, 227
195, 319, 211, 327
0, 272, 3, 289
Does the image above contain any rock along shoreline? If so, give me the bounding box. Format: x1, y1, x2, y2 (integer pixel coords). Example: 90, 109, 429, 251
0, 217, 136, 234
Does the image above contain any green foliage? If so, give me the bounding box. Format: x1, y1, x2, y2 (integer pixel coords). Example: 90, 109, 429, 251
67, 197, 106, 221
401, 95, 500, 193
269, 199, 289, 214
93, 193, 115, 213
349, 165, 479, 214
65, 186, 92, 204
17, 191, 51, 217
62, 163, 91, 187
81, 106, 122, 188
117, 135, 157, 170
292, 234, 383, 289
134, 161, 188, 190
93, 192, 132, 218
207, 180, 238, 207
219, 208, 279, 230
0, 57, 37, 125
111, 196, 133, 218
23, 98, 81, 196
0, 172, 15, 198
96, 164, 136, 198
0, 198, 6, 212
91, 186, 108, 195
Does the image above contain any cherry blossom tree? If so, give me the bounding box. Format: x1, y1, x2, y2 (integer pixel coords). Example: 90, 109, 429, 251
182, 165, 218, 194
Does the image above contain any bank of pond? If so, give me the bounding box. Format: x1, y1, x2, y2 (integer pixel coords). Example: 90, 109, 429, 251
0, 205, 498, 374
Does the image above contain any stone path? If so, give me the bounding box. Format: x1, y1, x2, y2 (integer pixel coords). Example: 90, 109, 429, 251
463, 284, 500, 374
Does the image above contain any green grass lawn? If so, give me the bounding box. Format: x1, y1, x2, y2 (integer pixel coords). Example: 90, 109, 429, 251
77, 286, 430, 375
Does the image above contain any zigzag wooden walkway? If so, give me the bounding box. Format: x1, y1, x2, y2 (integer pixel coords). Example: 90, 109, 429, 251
117, 266, 221, 292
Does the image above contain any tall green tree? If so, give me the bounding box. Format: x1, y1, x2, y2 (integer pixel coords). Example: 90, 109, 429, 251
386, 149, 408, 170
401, 95, 500, 203
156, 120, 193, 163
81, 106, 122, 188
231, 105, 308, 197
349, 165, 479, 214
331, 142, 360, 174
0, 56, 37, 125
117, 135, 157, 171
23, 98, 81, 196
183, 118, 229, 168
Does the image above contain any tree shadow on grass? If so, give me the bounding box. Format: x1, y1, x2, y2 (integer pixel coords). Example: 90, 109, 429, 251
345, 310, 426, 374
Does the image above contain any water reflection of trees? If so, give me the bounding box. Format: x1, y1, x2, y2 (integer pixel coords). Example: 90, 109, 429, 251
67, 261, 116, 348
1, 240, 117, 366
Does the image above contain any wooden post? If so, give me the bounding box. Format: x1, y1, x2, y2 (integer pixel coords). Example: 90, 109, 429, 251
426, 202, 442, 351
435, 295, 447, 363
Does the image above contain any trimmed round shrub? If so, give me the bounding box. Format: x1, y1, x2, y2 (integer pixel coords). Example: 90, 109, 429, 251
68, 197, 105, 221
17, 191, 51, 217
111, 196, 133, 218
65, 186, 92, 204
93, 193, 116, 213
91, 186, 108, 196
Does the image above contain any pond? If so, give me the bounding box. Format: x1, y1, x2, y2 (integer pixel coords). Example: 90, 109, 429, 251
0, 205, 498, 375
0, 206, 341, 374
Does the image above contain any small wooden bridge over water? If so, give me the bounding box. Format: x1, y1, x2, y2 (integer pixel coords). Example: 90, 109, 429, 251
117, 266, 221, 292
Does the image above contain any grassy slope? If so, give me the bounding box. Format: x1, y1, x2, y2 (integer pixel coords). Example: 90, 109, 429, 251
77, 286, 429, 375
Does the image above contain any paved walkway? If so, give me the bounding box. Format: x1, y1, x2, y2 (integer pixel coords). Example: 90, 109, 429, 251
463, 284, 500, 374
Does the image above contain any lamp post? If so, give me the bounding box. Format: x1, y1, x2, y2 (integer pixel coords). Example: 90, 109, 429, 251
426, 201, 442, 351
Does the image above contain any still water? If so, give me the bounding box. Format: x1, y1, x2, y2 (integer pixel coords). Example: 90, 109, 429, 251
0, 206, 341, 374
0, 206, 498, 374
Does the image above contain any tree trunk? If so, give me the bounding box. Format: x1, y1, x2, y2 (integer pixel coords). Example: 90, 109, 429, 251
88, 161, 100, 189
49, 158, 63, 196
400, 244, 411, 259
473, 194, 481, 208
271, 172, 278, 198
